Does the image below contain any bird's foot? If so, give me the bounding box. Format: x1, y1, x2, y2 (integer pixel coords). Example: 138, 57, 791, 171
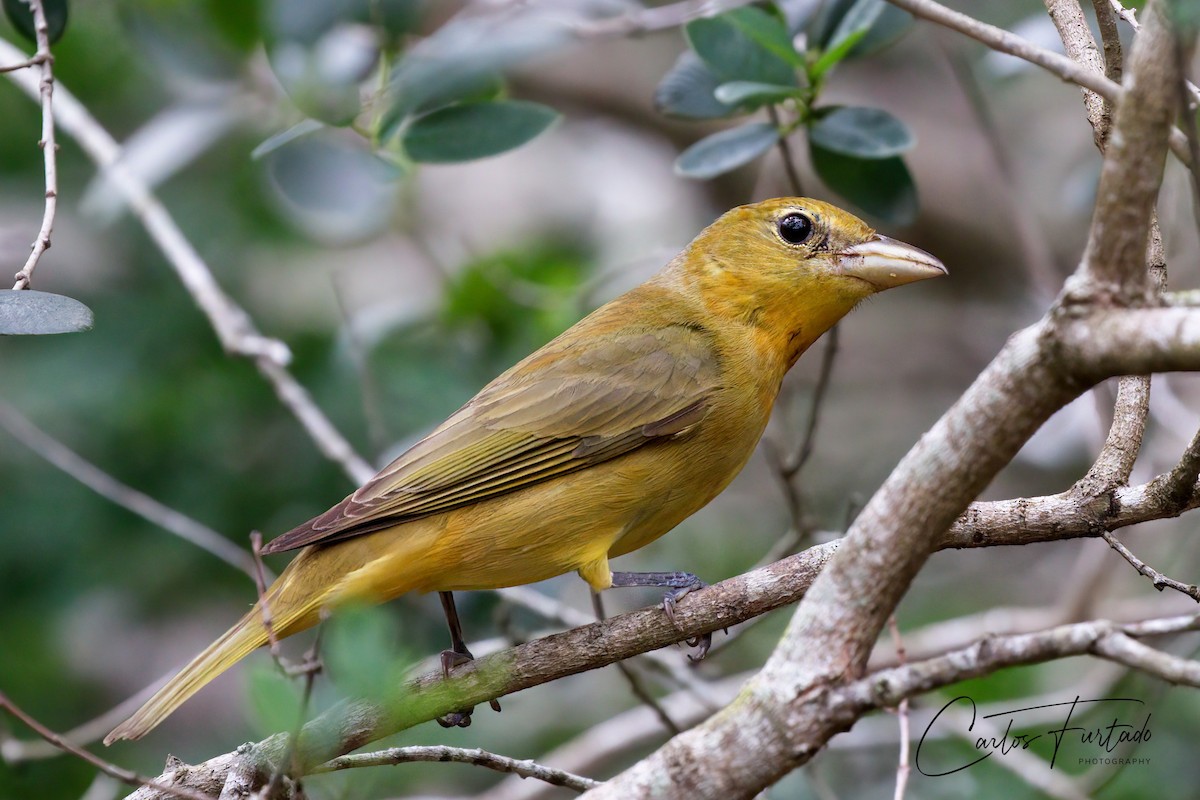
660, 576, 713, 662
609, 570, 724, 662
436, 646, 501, 728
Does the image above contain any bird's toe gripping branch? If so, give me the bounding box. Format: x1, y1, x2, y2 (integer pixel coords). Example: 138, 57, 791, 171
609, 570, 720, 661
436, 591, 501, 729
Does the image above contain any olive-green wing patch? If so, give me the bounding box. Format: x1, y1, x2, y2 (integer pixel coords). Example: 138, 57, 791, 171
261, 326, 719, 553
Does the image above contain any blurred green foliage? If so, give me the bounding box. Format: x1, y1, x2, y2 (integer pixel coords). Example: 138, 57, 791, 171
1, 1, 1196, 799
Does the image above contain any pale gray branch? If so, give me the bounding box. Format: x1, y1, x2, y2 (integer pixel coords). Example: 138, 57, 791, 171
1078, 2, 1189, 297
10, 0, 58, 291
884, 0, 1192, 166
0, 401, 261, 580
316, 745, 601, 793
587, 4, 1194, 796
1044, 0, 1110, 144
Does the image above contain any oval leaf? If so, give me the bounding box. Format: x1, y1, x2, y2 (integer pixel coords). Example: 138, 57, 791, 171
812, 0, 880, 48
808, 106, 914, 159
714, 80, 802, 109
0, 290, 93, 335
675, 122, 780, 180
384, 59, 504, 135
850, 5, 914, 59
685, 7, 798, 86
810, 142, 917, 224
654, 51, 738, 120
3, 0, 68, 45
403, 100, 559, 163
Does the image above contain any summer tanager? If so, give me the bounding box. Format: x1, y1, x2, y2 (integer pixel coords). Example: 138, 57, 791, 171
106, 197, 944, 743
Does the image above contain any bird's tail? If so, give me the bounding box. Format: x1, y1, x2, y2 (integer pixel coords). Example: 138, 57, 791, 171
104, 564, 328, 744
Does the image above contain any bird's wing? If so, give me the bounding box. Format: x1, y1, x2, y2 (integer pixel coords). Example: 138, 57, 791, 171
261, 325, 720, 553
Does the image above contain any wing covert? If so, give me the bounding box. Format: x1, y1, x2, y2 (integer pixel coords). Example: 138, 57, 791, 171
261, 325, 720, 554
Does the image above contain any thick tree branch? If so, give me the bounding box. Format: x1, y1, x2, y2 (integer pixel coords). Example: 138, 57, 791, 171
119, 428, 1200, 799
1077, 3, 1190, 298
587, 3, 1192, 796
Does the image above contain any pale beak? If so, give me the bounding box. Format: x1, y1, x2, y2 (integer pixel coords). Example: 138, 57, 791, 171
835, 234, 947, 289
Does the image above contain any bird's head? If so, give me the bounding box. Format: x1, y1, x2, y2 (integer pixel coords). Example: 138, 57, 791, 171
672, 197, 946, 368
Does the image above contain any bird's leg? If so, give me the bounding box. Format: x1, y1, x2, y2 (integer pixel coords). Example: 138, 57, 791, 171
607, 571, 717, 661
435, 591, 501, 729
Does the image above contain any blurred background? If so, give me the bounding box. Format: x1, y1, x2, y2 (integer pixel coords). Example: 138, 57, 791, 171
3, 1, 1200, 798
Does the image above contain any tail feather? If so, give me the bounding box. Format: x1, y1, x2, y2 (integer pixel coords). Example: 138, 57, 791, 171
105, 526, 430, 744
103, 598, 314, 744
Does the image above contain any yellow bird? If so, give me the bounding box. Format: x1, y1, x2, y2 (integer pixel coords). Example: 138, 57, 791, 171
106, 197, 944, 743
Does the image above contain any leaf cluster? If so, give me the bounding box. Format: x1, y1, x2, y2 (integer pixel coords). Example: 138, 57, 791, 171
656, 0, 919, 223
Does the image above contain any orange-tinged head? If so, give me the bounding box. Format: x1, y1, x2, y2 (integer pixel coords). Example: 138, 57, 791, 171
668, 197, 946, 367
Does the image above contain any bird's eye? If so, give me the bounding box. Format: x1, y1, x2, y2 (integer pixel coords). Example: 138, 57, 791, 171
778, 213, 814, 245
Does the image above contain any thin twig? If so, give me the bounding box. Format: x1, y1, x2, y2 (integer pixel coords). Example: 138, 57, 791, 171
788, 325, 839, 478
11, 0, 58, 290
0, 692, 214, 800
0, 669, 174, 763
0, 53, 44, 73
883, 0, 1193, 166
317, 745, 602, 792
0, 400, 264, 581
1110, 0, 1138, 28
265, 620, 325, 797
1101, 530, 1200, 601
887, 617, 910, 800
889, 0, 1120, 100
0, 38, 374, 486
767, 106, 803, 196
592, 593, 682, 735
250, 532, 285, 665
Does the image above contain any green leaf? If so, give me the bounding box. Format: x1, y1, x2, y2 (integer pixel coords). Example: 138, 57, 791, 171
402, 101, 559, 163
808, 106, 914, 159
654, 51, 738, 120
382, 12, 566, 134
3, 0, 68, 45
383, 59, 504, 136
0, 290, 93, 335
713, 80, 802, 109
849, 5, 913, 58
675, 122, 780, 179
809, 0, 900, 76
251, 118, 325, 160
725, 4, 804, 68
266, 40, 367, 126
685, 7, 798, 86
810, 142, 917, 224
810, 28, 866, 78
809, 0, 868, 48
